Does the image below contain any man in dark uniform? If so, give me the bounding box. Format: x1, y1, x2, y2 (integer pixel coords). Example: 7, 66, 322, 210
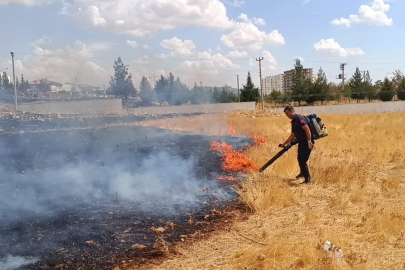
280, 106, 314, 184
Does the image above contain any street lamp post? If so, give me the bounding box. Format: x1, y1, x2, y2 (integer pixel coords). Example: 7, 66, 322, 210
10, 52, 18, 111
151, 72, 158, 88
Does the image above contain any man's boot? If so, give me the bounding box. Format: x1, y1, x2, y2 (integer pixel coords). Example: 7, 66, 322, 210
301, 177, 311, 185
296, 173, 303, 179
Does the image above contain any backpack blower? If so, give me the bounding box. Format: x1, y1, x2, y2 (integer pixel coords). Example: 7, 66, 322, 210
258, 114, 328, 173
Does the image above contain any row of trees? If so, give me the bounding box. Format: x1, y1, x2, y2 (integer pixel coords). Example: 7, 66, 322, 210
3, 56, 403, 105
109, 57, 239, 106
0, 72, 30, 94
264, 60, 405, 105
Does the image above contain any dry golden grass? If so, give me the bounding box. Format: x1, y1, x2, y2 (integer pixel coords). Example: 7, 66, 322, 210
124, 111, 405, 270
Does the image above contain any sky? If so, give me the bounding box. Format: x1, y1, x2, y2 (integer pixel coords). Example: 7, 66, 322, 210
0, 0, 404, 89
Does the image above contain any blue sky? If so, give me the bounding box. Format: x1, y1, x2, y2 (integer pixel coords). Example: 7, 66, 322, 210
0, 0, 404, 89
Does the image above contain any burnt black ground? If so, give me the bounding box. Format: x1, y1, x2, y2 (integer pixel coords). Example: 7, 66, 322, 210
0, 118, 251, 270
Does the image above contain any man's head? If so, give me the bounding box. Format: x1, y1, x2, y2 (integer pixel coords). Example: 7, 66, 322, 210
284, 106, 295, 119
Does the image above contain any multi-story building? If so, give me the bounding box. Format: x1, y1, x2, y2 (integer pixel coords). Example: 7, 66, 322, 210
283, 68, 314, 93
261, 74, 284, 95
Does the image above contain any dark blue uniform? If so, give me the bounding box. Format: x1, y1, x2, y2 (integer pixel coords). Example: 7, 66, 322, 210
291, 114, 312, 182
291, 114, 310, 143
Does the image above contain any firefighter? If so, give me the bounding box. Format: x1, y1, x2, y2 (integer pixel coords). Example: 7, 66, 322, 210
280, 106, 314, 184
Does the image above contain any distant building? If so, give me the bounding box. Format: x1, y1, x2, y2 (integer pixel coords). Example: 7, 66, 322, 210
283, 68, 314, 93
77, 84, 101, 95
261, 74, 284, 95
222, 84, 238, 95
29, 80, 63, 92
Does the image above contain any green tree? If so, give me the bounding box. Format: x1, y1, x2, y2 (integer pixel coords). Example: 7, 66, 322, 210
378, 77, 395, 102
19, 74, 24, 92
212, 86, 221, 103
363, 71, 376, 102
329, 83, 341, 101
139, 76, 152, 92
191, 82, 204, 104
110, 57, 134, 98
349, 67, 365, 102
343, 83, 351, 101
306, 67, 329, 105
240, 72, 260, 102
397, 77, 405, 101
392, 69, 404, 88
170, 74, 189, 105
155, 75, 168, 103
127, 73, 137, 97
267, 90, 283, 104
139, 76, 153, 105
39, 78, 50, 92
219, 87, 229, 103
1, 72, 11, 88
291, 59, 309, 105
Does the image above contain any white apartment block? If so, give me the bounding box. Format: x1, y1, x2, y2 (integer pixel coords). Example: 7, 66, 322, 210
261, 74, 284, 95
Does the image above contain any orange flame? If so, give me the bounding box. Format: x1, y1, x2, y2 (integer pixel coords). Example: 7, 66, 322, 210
253, 136, 266, 146
217, 175, 236, 181
210, 139, 258, 174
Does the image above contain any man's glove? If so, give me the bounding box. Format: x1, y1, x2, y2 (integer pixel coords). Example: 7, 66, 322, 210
308, 141, 314, 150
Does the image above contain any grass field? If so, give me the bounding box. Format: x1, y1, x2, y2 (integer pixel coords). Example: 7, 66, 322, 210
129, 111, 405, 270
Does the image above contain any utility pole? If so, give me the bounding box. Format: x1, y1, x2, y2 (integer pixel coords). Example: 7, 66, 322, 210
340, 63, 347, 91
236, 75, 240, 102
338, 63, 347, 103
363, 70, 370, 102
256, 57, 264, 110
11, 52, 17, 111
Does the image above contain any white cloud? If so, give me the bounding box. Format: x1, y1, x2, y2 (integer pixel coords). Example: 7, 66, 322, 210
0, 0, 52, 6
32, 46, 52, 56
302, 0, 310, 4
262, 50, 278, 71
61, 3, 106, 26
331, 0, 393, 27
142, 45, 149, 49
226, 50, 248, 59
177, 51, 240, 86
314, 39, 365, 57
135, 55, 150, 65
155, 53, 171, 59
221, 14, 285, 51
33, 36, 52, 46
238, 13, 266, 26
60, 0, 233, 36
5, 39, 110, 86
224, 0, 246, 7
87, 42, 114, 51
126, 40, 138, 48
160, 37, 195, 55
179, 51, 239, 74
251, 17, 266, 26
